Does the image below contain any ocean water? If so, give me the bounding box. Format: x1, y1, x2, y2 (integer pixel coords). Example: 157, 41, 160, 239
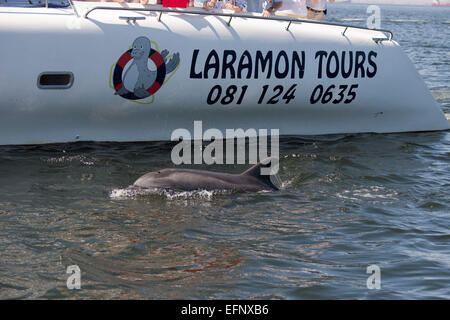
0, 3, 449, 299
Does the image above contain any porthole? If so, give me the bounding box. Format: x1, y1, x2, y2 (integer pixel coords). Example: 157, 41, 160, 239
37, 72, 74, 89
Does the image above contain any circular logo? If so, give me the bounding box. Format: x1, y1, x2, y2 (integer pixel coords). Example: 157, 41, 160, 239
113, 48, 166, 100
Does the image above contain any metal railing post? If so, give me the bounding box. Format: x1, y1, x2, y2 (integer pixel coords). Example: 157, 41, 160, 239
82, 6, 393, 41
68, 0, 79, 18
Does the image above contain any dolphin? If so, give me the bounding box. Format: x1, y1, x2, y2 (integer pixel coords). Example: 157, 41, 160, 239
131, 159, 279, 192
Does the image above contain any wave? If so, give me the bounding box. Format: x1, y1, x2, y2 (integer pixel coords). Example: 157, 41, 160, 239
340, 18, 365, 22
109, 186, 227, 200
41, 154, 96, 166
336, 186, 399, 202
339, 18, 426, 23
384, 19, 426, 23
431, 89, 450, 101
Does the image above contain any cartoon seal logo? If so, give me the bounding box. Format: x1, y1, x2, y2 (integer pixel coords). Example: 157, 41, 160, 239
111, 36, 180, 102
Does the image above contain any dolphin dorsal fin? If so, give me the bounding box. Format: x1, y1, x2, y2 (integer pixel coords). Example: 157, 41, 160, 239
241, 158, 279, 190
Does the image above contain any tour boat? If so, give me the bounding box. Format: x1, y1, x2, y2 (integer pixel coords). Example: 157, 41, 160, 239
0, 0, 448, 145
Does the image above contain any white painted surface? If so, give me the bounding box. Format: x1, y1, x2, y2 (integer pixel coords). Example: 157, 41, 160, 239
0, 3, 448, 145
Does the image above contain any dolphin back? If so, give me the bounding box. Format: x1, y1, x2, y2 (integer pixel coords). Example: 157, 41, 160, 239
131, 158, 280, 192
241, 158, 279, 191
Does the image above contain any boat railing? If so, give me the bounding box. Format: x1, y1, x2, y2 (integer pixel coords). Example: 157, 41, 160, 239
67, 0, 79, 16
1, 1, 392, 42
82, 5, 393, 43
1, 0, 71, 8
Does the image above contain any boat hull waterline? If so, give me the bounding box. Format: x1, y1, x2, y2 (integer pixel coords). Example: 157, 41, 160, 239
0, 4, 448, 145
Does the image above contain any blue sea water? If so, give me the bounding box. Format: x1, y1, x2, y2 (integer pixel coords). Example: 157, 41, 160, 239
0, 3, 449, 299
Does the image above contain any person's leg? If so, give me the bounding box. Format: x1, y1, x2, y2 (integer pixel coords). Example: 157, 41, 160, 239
307, 9, 326, 21
316, 11, 326, 21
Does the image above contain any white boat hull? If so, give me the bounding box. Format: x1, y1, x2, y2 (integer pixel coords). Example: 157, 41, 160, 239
0, 3, 448, 145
